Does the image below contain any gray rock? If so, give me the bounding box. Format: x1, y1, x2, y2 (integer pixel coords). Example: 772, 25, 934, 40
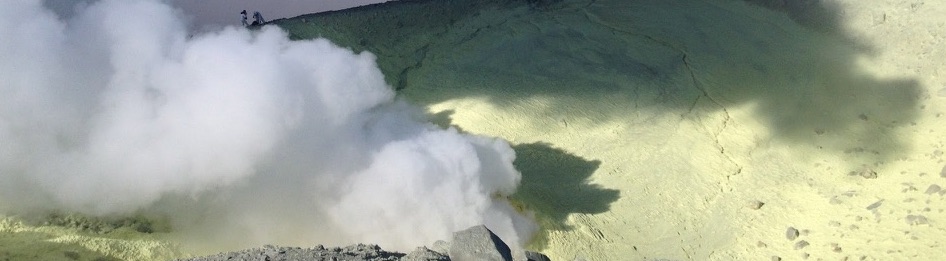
177, 225, 550, 261
431, 240, 451, 255
402, 247, 449, 261
926, 184, 942, 194
794, 240, 809, 250
449, 225, 513, 261
525, 251, 551, 261
786, 227, 799, 240
178, 244, 403, 261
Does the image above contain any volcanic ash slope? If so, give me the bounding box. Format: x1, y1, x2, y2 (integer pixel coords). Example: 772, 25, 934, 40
275, 0, 946, 260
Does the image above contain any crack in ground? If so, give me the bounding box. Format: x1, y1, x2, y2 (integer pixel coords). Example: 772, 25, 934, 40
681, 54, 743, 180
399, 3, 532, 90
396, 44, 429, 90
574, 6, 744, 179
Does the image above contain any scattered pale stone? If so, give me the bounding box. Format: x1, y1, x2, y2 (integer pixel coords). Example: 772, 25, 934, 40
748, 200, 765, 210
794, 240, 809, 250
901, 183, 918, 193
906, 215, 930, 225
830, 197, 843, 204
786, 227, 799, 240
926, 184, 942, 194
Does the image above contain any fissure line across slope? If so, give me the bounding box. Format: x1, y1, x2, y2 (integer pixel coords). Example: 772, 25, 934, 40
577, 4, 744, 180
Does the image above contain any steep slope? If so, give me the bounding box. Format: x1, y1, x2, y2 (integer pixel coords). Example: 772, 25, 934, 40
274, 0, 946, 260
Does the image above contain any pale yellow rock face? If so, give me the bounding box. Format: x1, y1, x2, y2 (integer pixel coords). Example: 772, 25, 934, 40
416, 0, 946, 260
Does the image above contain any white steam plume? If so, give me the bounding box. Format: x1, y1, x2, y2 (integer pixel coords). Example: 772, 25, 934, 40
0, 0, 535, 251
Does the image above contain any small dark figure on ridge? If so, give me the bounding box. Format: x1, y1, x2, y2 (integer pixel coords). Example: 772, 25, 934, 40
253, 11, 265, 26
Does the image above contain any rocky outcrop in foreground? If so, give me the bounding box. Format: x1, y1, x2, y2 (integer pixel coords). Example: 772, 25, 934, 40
181, 225, 550, 261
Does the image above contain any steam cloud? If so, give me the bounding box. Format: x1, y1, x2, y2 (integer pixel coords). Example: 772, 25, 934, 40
0, 0, 535, 251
